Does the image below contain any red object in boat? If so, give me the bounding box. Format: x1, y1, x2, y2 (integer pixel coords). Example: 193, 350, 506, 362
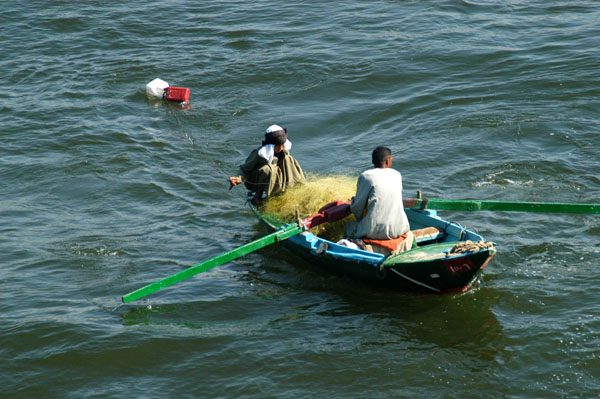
303, 200, 351, 229
319, 200, 351, 222
164, 86, 190, 103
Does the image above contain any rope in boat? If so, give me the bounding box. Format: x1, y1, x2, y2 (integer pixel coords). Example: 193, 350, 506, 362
449, 240, 495, 254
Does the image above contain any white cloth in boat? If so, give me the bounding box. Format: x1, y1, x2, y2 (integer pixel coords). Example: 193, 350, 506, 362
338, 231, 415, 257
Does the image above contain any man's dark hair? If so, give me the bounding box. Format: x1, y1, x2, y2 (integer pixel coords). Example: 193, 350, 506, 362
372, 146, 392, 167
262, 129, 287, 146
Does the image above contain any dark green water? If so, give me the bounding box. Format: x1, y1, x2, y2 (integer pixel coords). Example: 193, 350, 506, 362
2, 1, 599, 398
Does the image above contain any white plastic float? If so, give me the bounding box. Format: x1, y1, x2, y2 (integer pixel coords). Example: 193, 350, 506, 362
145, 78, 190, 103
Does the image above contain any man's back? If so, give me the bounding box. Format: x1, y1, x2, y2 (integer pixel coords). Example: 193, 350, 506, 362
348, 167, 410, 240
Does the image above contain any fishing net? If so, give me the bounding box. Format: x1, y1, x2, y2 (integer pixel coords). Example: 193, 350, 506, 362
260, 173, 357, 241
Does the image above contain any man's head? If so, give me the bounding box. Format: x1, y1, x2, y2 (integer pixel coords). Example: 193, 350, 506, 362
372, 146, 392, 168
262, 124, 288, 147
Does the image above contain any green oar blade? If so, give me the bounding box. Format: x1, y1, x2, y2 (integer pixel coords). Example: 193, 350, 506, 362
122, 223, 302, 303
404, 198, 600, 214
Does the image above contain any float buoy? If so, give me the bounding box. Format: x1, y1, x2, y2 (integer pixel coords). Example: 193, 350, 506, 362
164, 86, 190, 103
145, 78, 190, 104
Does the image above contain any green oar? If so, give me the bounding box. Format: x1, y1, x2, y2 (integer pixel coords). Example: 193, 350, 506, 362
122, 201, 352, 303
122, 223, 302, 303
403, 198, 600, 214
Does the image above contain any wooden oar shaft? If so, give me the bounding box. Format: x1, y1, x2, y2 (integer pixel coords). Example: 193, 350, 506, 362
122, 223, 302, 303
404, 198, 600, 214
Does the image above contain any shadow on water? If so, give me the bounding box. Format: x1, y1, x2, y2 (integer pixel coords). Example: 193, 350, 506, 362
344, 287, 504, 360
246, 220, 507, 358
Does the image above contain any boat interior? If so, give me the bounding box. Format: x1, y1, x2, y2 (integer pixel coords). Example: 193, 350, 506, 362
405, 208, 485, 246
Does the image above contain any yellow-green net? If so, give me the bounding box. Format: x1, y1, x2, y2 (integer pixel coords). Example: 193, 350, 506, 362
259, 174, 357, 242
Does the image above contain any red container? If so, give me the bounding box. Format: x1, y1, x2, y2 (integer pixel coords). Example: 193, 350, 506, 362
319, 200, 351, 222
164, 86, 190, 103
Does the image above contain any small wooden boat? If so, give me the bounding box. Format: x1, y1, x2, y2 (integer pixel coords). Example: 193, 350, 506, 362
121, 190, 597, 303
250, 199, 496, 294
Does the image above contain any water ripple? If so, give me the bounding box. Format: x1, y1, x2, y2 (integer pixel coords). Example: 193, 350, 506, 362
2, 1, 600, 398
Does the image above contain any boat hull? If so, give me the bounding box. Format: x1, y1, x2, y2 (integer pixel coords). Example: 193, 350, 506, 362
251, 204, 496, 294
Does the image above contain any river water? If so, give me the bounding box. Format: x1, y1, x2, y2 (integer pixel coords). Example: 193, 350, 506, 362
2, 1, 599, 398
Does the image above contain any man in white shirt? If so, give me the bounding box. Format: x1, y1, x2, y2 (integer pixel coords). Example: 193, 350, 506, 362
344, 146, 410, 240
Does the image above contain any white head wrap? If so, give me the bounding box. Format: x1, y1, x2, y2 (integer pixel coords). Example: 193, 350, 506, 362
258, 124, 292, 163
258, 141, 292, 163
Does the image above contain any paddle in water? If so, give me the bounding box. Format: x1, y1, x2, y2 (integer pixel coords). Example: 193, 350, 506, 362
122, 201, 351, 303
403, 197, 600, 214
